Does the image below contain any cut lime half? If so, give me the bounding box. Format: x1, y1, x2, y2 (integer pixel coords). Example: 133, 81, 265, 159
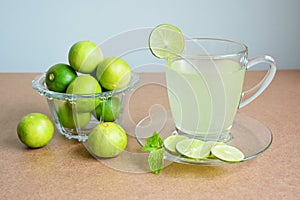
148, 24, 185, 59
163, 135, 188, 154
211, 144, 245, 162
175, 139, 210, 159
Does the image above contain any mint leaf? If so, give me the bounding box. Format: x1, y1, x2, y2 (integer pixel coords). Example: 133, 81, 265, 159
140, 131, 165, 174
141, 131, 163, 151
148, 148, 165, 174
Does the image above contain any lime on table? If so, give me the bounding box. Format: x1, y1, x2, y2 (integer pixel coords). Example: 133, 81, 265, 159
176, 139, 210, 159
17, 113, 54, 148
45, 63, 77, 92
66, 75, 102, 112
148, 24, 185, 59
87, 122, 127, 158
163, 135, 188, 154
211, 144, 245, 162
68, 40, 103, 74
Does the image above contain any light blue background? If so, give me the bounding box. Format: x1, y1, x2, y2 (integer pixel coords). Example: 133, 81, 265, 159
1, 0, 299, 72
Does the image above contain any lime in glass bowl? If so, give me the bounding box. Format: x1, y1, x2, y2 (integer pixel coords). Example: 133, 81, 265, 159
32, 72, 139, 142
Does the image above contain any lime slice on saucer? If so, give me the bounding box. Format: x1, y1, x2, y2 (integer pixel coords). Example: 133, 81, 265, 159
148, 24, 185, 59
163, 135, 188, 154
211, 144, 245, 162
175, 139, 210, 159
203, 141, 225, 159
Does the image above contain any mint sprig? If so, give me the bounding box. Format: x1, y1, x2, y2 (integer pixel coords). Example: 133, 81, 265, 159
141, 131, 163, 151
141, 131, 164, 174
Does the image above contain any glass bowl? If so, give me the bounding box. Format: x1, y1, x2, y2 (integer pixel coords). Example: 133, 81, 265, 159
32, 72, 139, 142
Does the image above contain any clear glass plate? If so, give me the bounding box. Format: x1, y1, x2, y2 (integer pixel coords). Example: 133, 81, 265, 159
134, 110, 272, 165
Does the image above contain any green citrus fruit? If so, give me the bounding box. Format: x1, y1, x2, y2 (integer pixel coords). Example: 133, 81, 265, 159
87, 122, 127, 158
96, 57, 131, 91
17, 113, 54, 148
94, 97, 121, 122
57, 102, 91, 129
68, 41, 103, 73
175, 139, 210, 159
66, 75, 102, 112
148, 24, 185, 59
211, 144, 245, 162
163, 135, 188, 154
45, 63, 77, 92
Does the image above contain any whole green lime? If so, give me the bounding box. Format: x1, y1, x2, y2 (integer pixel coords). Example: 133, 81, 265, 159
87, 122, 127, 158
96, 57, 131, 91
17, 113, 54, 148
68, 41, 103, 74
95, 97, 121, 122
45, 63, 77, 92
57, 102, 91, 129
66, 75, 102, 112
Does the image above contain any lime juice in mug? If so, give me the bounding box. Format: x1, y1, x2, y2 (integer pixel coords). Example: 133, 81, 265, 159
165, 38, 276, 142
166, 58, 246, 140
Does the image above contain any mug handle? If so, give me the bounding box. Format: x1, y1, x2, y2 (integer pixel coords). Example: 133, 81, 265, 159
239, 55, 277, 108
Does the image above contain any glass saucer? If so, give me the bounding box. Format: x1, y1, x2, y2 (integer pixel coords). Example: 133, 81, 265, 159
134, 110, 272, 165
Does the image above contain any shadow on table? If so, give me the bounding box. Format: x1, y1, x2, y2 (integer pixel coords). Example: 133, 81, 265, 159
162, 161, 252, 179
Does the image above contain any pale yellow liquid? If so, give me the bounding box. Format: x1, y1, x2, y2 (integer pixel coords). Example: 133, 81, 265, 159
166, 58, 246, 139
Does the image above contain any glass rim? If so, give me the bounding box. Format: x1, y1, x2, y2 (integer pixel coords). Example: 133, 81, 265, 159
177, 37, 248, 59
32, 72, 139, 100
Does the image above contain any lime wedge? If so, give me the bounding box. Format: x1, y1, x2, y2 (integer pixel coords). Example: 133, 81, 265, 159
211, 144, 245, 162
175, 139, 210, 159
148, 24, 185, 59
163, 135, 188, 154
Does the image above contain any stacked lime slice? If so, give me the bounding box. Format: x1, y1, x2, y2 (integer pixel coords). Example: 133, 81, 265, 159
148, 24, 185, 59
163, 135, 188, 154
175, 139, 209, 159
163, 135, 245, 162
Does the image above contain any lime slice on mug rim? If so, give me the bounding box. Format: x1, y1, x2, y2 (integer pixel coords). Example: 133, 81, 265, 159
148, 24, 185, 59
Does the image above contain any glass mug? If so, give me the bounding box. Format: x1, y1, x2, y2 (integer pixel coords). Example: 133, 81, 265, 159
166, 38, 276, 142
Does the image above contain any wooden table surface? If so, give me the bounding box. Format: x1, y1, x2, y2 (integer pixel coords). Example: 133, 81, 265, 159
0, 71, 299, 200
